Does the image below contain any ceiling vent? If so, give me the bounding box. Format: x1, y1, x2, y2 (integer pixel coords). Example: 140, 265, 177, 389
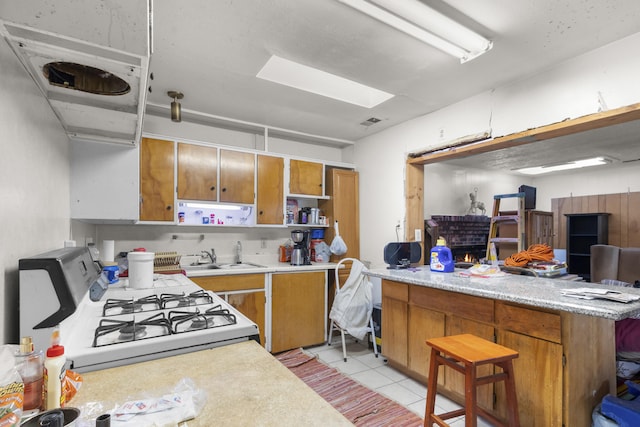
361, 117, 382, 126
43, 62, 131, 96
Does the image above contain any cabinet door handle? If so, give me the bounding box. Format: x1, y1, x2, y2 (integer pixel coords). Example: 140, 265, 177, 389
166, 205, 172, 211
222, 187, 227, 192
259, 210, 264, 215
210, 186, 216, 191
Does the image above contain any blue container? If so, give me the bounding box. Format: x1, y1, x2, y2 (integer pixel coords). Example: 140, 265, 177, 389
103, 265, 120, 284
430, 239, 454, 273
310, 228, 325, 239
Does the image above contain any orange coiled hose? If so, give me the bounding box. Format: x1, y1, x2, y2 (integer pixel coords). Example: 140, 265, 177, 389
503, 244, 555, 267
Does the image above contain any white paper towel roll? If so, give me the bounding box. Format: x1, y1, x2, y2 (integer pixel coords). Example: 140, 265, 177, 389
102, 240, 115, 262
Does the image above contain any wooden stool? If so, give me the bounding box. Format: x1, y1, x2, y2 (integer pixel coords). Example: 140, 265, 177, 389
424, 334, 520, 427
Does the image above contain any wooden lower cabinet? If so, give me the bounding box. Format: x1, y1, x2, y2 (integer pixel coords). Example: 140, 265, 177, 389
191, 274, 266, 347
381, 281, 408, 366
381, 279, 615, 427
271, 271, 326, 353
496, 330, 562, 425
407, 305, 444, 380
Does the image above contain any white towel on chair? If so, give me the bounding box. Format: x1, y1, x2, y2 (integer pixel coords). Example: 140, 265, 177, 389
329, 260, 373, 341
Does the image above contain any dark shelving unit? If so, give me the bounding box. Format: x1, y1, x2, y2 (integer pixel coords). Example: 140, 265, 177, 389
565, 213, 609, 281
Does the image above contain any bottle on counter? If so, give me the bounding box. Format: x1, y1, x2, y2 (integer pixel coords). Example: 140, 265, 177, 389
44, 327, 66, 410
15, 336, 44, 412
430, 237, 454, 273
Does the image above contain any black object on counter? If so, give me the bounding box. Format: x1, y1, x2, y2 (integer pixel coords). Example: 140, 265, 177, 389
96, 413, 111, 427
38, 410, 63, 427
383, 241, 422, 269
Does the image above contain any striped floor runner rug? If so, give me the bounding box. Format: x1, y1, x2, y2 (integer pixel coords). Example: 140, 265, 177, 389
276, 348, 423, 427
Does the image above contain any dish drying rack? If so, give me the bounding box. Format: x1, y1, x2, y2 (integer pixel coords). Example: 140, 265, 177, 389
154, 252, 182, 273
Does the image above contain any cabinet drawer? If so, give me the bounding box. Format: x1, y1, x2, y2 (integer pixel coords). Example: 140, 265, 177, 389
191, 274, 264, 292
382, 280, 408, 302
410, 286, 494, 324
496, 302, 561, 343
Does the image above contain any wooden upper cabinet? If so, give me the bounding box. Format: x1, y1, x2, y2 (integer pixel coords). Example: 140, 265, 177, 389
256, 155, 284, 225
319, 168, 360, 260
289, 159, 323, 196
139, 137, 175, 222
219, 149, 255, 204
177, 143, 217, 201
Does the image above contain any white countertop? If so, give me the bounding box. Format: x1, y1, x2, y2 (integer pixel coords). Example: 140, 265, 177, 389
366, 266, 640, 320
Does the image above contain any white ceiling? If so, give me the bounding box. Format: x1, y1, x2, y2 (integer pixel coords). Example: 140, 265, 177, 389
146, 0, 640, 151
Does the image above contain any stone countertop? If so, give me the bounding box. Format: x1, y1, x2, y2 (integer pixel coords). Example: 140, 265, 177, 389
69, 340, 351, 426
183, 260, 338, 277
366, 267, 640, 320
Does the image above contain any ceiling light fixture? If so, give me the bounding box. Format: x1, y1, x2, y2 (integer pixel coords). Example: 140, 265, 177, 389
338, 0, 492, 62
515, 157, 612, 175
257, 55, 394, 108
167, 91, 183, 122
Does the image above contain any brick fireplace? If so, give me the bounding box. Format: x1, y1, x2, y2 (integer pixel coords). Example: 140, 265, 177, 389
425, 215, 490, 264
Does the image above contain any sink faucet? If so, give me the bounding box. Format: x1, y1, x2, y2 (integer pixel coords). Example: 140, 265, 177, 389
201, 249, 217, 264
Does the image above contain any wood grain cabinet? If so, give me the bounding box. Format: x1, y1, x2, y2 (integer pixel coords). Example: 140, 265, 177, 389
219, 149, 255, 204
191, 274, 266, 347
319, 168, 360, 261
271, 271, 326, 353
381, 279, 613, 427
256, 154, 284, 225
289, 159, 323, 196
177, 143, 218, 201
139, 137, 175, 222
381, 280, 408, 366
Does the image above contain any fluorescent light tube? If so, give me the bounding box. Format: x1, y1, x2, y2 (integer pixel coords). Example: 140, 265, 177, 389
515, 157, 611, 175
257, 55, 394, 108
180, 202, 242, 210
339, 0, 492, 62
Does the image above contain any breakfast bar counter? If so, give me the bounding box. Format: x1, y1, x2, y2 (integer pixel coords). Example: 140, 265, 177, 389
365, 266, 640, 427
366, 266, 640, 320
70, 340, 351, 426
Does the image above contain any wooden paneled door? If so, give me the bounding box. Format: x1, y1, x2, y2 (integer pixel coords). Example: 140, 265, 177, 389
219, 149, 255, 204
256, 154, 284, 225
271, 271, 326, 353
319, 168, 360, 261
177, 143, 217, 201
139, 137, 175, 222
289, 159, 323, 196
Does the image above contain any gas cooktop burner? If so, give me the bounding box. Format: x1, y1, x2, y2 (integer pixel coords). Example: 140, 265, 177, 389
161, 290, 214, 309
168, 305, 237, 333
93, 313, 171, 347
118, 324, 147, 341
103, 295, 161, 316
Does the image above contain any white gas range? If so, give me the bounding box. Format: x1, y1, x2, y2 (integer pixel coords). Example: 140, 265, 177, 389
19, 247, 260, 373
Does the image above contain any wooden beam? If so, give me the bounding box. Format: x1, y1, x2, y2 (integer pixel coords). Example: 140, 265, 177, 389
405, 162, 424, 264
408, 102, 640, 165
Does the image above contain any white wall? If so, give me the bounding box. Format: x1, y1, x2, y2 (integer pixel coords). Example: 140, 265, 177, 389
354, 32, 640, 269
143, 114, 347, 163
0, 39, 71, 344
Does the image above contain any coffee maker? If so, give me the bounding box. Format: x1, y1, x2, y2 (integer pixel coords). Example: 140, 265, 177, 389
291, 229, 311, 265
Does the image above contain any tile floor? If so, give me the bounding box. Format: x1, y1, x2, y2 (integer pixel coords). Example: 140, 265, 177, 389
305, 336, 497, 427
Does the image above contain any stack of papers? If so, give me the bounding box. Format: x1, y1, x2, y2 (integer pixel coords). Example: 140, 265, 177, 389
561, 288, 640, 303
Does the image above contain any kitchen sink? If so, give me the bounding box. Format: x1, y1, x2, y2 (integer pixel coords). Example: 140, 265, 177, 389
217, 262, 266, 269
184, 262, 266, 271
183, 263, 221, 270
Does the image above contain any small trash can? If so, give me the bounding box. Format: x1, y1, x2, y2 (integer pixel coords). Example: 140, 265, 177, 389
372, 303, 382, 353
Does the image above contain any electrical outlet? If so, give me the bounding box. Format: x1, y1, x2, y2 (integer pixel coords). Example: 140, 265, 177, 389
414, 228, 422, 242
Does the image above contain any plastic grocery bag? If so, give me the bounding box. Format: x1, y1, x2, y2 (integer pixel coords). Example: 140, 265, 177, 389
330, 221, 347, 255
0, 345, 23, 427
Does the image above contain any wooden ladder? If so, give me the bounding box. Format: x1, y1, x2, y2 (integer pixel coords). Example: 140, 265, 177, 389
486, 192, 526, 260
